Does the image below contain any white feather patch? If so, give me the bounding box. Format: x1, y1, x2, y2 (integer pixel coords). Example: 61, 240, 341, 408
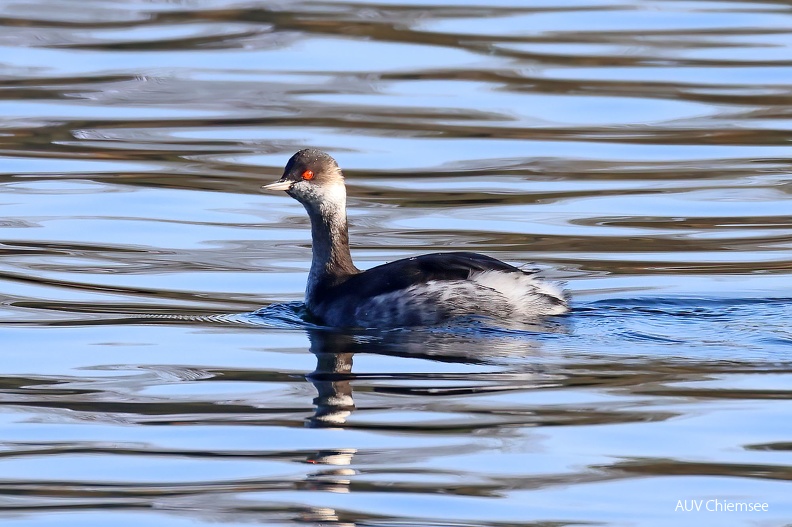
470, 270, 568, 316
347, 271, 568, 327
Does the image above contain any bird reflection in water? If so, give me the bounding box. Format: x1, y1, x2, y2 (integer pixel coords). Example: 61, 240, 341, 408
302, 321, 561, 429
306, 332, 355, 428
286, 322, 563, 522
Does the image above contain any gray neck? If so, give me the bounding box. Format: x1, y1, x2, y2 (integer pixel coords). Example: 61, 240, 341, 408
303, 190, 358, 304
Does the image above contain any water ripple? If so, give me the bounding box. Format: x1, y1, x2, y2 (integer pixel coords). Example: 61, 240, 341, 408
1, 0, 792, 525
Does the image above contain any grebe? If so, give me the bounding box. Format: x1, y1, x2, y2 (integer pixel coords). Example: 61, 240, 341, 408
263, 149, 569, 327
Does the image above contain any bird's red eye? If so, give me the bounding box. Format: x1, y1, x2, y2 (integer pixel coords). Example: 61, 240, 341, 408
302, 170, 314, 180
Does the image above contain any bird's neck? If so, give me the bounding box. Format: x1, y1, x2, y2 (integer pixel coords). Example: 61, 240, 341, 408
303, 190, 358, 303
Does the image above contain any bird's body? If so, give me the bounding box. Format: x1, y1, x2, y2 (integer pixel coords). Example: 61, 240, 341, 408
263, 149, 568, 328
307, 251, 567, 327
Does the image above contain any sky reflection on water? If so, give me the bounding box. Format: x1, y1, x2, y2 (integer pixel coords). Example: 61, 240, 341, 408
1, 0, 792, 526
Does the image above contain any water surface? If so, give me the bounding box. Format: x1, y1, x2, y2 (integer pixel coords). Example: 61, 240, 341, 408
1, 1, 791, 526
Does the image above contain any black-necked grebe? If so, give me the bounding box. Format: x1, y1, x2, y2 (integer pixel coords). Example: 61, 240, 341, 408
263, 149, 569, 327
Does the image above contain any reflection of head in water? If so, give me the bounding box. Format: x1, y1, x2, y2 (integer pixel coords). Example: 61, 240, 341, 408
306, 331, 355, 428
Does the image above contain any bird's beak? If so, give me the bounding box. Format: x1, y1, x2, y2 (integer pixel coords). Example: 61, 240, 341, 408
261, 179, 292, 192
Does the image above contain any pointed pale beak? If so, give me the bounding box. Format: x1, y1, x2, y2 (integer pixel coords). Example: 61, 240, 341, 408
261, 179, 292, 192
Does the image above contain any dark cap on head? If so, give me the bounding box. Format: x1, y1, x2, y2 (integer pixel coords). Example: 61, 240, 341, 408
261, 148, 346, 207
282, 149, 342, 183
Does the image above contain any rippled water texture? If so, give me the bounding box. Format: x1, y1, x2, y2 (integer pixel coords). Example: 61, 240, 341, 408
1, 1, 792, 526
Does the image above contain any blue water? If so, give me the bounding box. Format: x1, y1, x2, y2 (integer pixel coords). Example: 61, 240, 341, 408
1, 0, 791, 526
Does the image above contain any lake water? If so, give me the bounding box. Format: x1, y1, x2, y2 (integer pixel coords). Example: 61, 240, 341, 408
1, 1, 791, 525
